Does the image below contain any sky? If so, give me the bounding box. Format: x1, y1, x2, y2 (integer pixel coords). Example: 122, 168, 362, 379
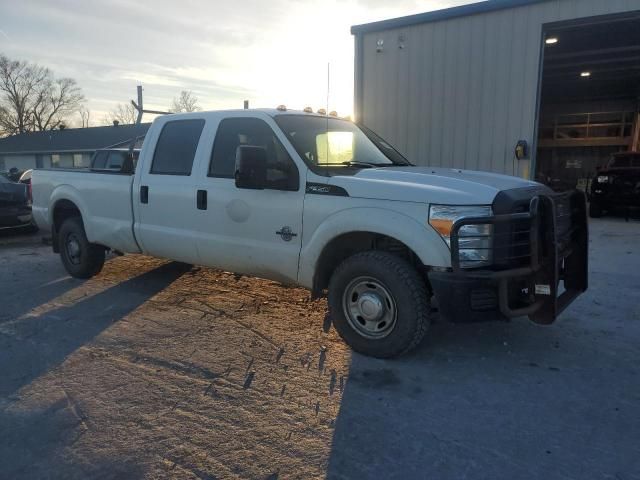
0, 0, 472, 126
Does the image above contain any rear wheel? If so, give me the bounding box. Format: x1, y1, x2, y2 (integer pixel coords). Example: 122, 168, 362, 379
58, 217, 105, 278
328, 251, 430, 358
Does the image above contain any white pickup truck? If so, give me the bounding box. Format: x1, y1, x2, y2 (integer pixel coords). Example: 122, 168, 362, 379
32, 108, 588, 358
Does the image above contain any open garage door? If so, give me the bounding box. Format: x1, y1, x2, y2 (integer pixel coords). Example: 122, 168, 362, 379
535, 12, 640, 192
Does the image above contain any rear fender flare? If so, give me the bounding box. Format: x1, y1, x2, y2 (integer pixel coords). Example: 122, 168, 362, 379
49, 185, 91, 237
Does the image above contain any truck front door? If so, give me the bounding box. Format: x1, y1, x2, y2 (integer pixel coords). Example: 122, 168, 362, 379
194, 116, 304, 284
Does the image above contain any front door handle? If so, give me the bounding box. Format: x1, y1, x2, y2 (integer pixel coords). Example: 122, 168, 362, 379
197, 189, 207, 210
140, 185, 149, 204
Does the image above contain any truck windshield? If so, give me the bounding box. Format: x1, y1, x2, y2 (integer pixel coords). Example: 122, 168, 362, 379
274, 115, 410, 170
610, 155, 640, 168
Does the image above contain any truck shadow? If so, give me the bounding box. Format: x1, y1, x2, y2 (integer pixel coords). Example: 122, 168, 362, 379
1, 274, 84, 324
325, 313, 637, 479
0, 261, 191, 398
0, 234, 82, 322
0, 399, 145, 479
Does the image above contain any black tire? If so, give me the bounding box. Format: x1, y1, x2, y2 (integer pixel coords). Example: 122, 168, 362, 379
589, 201, 603, 218
58, 216, 105, 279
328, 251, 430, 358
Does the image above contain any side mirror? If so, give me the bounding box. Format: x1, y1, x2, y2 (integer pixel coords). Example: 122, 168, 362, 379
235, 145, 267, 189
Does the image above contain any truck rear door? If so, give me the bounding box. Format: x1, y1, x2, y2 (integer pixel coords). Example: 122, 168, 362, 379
133, 118, 205, 264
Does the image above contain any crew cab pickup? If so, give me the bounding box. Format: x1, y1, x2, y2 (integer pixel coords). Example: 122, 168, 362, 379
32, 109, 589, 358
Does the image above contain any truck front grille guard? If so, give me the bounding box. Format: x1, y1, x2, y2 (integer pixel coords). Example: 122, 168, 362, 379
450, 191, 588, 323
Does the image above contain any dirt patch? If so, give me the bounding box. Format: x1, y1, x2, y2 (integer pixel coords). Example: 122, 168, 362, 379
1, 253, 351, 479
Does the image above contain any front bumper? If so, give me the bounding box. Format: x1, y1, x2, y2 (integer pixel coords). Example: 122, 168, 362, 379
429, 191, 588, 324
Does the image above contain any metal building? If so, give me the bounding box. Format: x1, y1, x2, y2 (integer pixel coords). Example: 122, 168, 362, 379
352, 0, 640, 187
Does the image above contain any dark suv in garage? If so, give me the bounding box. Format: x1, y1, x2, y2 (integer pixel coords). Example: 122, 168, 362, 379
589, 152, 640, 218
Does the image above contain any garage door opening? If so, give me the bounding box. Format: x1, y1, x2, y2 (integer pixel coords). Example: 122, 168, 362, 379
535, 13, 640, 192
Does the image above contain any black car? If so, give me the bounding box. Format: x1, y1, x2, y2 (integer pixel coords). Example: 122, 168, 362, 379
0, 174, 33, 230
589, 152, 640, 218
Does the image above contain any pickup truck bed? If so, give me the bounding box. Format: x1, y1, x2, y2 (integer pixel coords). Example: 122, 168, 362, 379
33, 168, 139, 253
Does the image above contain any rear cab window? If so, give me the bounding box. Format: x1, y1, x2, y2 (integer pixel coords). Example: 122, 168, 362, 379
106, 151, 126, 170
610, 155, 640, 169
150, 119, 205, 175
91, 151, 108, 169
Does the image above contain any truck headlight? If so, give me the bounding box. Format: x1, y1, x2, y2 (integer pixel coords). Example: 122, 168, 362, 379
429, 205, 493, 268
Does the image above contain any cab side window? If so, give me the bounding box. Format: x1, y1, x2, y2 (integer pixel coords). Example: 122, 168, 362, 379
106, 151, 126, 170
209, 117, 299, 191
150, 119, 205, 175
91, 151, 108, 169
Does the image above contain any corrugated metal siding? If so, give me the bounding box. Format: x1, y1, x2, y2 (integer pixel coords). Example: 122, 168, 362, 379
355, 0, 640, 177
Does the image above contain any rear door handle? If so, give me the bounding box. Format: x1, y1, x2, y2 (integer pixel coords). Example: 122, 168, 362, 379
197, 189, 207, 210
140, 185, 149, 204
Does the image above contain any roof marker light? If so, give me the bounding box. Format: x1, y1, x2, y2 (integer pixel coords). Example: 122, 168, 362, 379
303, 106, 313, 113
580, 71, 591, 77
317, 108, 327, 115
277, 104, 287, 111
545, 37, 558, 45
329, 111, 338, 117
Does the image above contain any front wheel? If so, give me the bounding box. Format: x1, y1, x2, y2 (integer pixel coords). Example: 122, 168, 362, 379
328, 251, 430, 358
58, 217, 105, 279
589, 201, 603, 218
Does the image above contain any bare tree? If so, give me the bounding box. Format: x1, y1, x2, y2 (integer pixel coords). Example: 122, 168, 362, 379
0, 106, 10, 137
32, 77, 85, 131
106, 102, 137, 125
78, 106, 90, 128
0, 54, 49, 135
169, 90, 201, 113
0, 54, 86, 136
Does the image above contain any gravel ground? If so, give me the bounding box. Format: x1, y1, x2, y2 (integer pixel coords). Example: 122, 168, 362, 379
0, 218, 639, 480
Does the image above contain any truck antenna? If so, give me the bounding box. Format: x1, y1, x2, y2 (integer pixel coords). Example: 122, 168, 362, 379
325, 62, 330, 164
326, 62, 330, 114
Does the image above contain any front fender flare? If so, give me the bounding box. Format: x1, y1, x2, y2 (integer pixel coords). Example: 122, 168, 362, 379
298, 206, 451, 288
